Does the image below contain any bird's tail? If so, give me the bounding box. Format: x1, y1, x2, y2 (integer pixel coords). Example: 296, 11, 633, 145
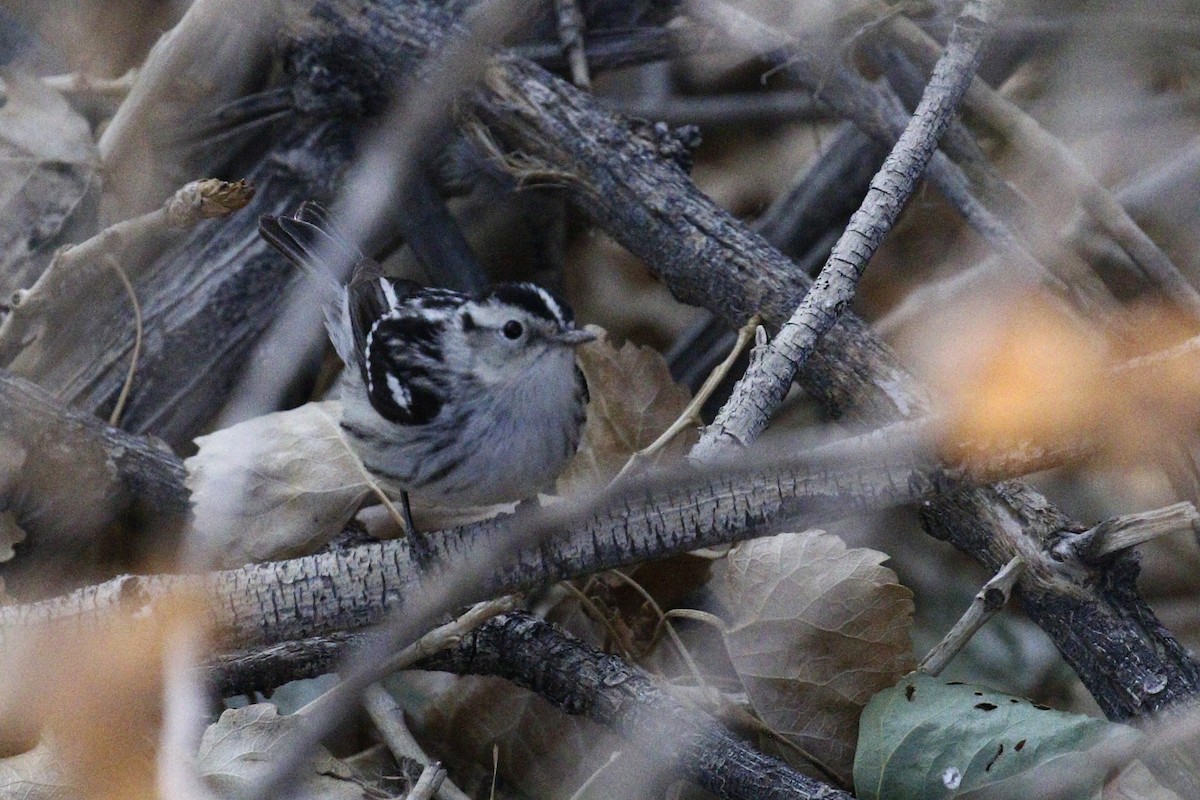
259, 202, 369, 365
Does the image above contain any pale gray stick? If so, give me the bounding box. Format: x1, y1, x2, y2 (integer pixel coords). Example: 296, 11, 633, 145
363, 686, 473, 800
918, 555, 1026, 677
554, 0, 591, 89
404, 763, 447, 800
691, 0, 1000, 462
1052, 502, 1200, 565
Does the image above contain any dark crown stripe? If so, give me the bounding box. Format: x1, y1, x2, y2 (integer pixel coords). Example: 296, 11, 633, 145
488, 283, 572, 326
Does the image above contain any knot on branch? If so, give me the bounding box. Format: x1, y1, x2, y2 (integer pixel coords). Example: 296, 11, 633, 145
628, 118, 701, 173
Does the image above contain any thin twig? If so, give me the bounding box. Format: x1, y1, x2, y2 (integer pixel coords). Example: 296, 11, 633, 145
296, 595, 519, 720
609, 569, 707, 689
43, 69, 138, 98
404, 763, 447, 800
558, 580, 639, 661
691, 0, 1000, 462
362, 685, 473, 800
105, 257, 143, 428
613, 314, 760, 483
603, 89, 828, 127
567, 751, 621, 800
1053, 503, 1200, 565
554, 0, 592, 89
918, 556, 1026, 676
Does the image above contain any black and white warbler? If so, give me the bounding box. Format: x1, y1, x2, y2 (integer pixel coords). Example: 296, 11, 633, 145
259, 202, 594, 525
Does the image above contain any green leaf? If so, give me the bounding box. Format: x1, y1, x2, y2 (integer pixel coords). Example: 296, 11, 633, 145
854, 673, 1141, 800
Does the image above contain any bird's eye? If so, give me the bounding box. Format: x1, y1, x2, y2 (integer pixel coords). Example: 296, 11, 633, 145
502, 320, 523, 340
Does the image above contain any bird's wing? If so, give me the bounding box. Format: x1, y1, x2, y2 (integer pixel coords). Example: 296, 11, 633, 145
360, 308, 449, 426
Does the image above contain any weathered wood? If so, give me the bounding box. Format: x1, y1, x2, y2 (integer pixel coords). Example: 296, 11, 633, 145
0, 441, 938, 646
467, 57, 1200, 718
0, 369, 188, 597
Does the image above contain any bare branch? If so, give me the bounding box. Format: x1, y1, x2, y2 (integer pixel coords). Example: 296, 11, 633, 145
0, 442, 939, 646
918, 555, 1025, 677
882, 9, 1200, 320
1053, 503, 1200, 565
0, 368, 188, 597
691, 0, 998, 461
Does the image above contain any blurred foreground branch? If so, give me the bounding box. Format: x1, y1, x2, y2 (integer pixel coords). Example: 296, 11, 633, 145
0, 369, 188, 597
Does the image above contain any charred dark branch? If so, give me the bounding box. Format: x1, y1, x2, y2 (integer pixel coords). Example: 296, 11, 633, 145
421, 612, 854, 800
211, 614, 853, 800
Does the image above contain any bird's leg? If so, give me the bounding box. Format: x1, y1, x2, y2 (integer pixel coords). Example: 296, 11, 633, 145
401, 490, 418, 534
401, 490, 435, 569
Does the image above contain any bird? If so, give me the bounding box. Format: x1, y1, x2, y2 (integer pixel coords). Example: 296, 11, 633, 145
259, 202, 594, 535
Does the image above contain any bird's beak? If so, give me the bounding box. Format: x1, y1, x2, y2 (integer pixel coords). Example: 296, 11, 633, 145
552, 328, 599, 347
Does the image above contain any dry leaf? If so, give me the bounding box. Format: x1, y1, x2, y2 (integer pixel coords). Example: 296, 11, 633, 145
198, 704, 370, 800
714, 530, 915, 785
557, 326, 696, 495
0, 739, 78, 800
186, 401, 379, 567
0, 71, 99, 300
399, 673, 666, 800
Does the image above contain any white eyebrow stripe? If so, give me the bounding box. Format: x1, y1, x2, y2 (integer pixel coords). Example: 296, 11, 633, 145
534, 285, 566, 326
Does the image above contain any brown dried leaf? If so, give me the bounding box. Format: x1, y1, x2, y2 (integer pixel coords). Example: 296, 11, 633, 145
0, 71, 99, 300
186, 401, 375, 567
714, 530, 915, 785
557, 326, 696, 495
198, 704, 371, 800
401, 673, 665, 800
